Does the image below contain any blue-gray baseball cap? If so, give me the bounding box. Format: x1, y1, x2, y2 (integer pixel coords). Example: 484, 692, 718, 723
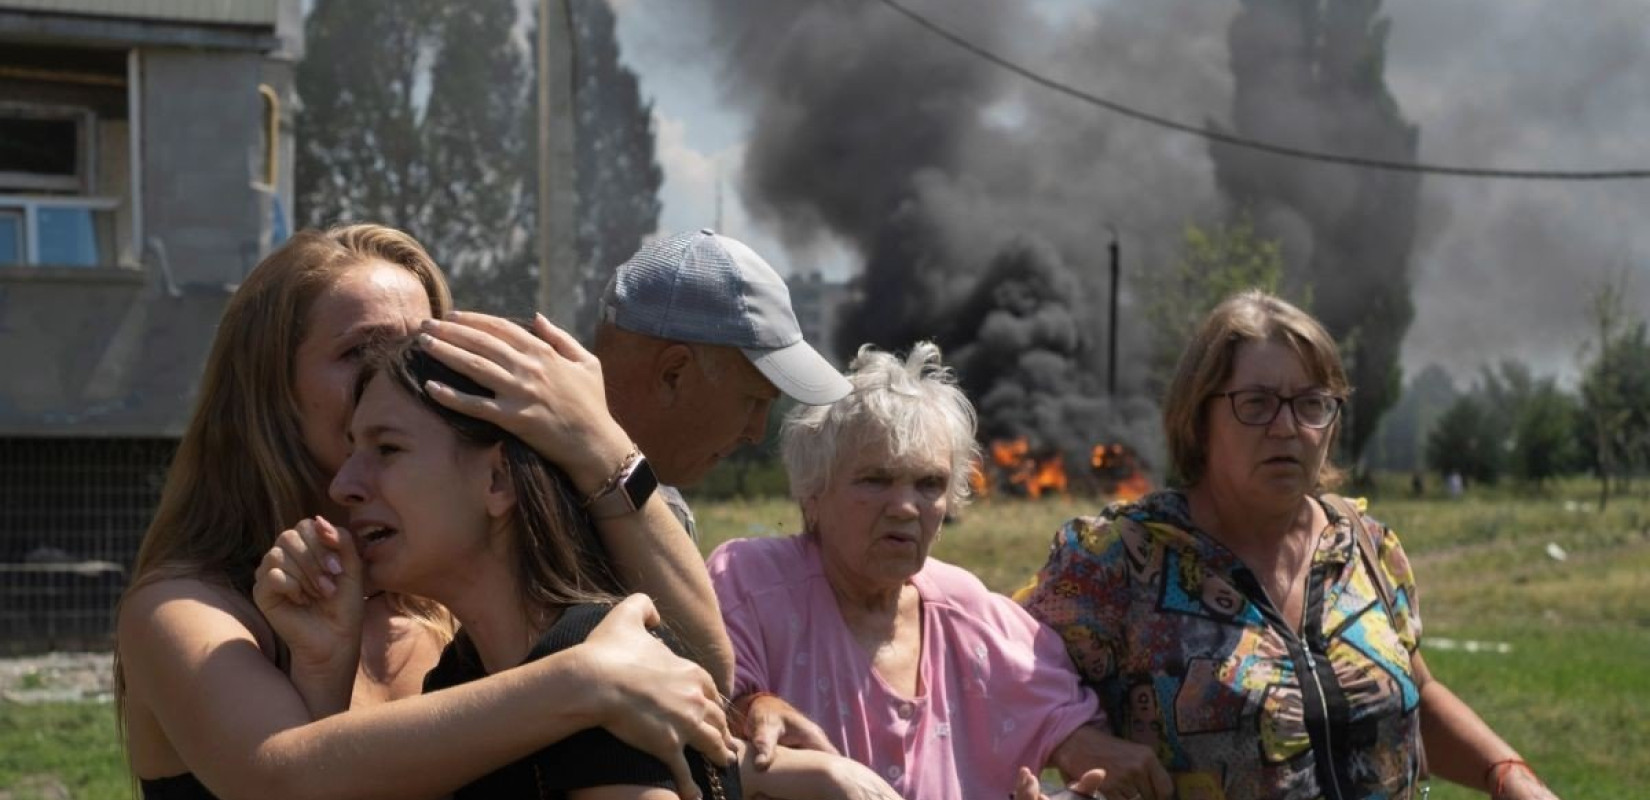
602, 229, 851, 405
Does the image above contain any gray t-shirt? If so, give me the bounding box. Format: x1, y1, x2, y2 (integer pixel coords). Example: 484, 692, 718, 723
657, 484, 698, 542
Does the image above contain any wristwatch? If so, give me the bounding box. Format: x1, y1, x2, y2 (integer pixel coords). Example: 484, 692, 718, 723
584, 453, 659, 519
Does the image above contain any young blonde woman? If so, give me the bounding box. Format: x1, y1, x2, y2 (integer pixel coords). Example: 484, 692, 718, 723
117, 226, 732, 800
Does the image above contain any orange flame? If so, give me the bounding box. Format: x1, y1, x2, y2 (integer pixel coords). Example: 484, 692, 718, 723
1091, 442, 1152, 502
1113, 471, 1152, 503
1024, 455, 1069, 499
974, 437, 1146, 501
991, 437, 1030, 468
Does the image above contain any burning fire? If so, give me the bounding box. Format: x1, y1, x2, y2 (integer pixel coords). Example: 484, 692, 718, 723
970, 438, 1151, 502
991, 437, 1030, 469
987, 437, 1069, 499
973, 436, 1071, 499
1025, 456, 1069, 498
1092, 443, 1152, 503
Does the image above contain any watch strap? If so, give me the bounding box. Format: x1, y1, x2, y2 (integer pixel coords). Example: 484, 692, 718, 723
585, 452, 658, 519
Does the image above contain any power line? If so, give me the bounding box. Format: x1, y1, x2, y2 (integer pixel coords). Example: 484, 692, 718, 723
876, 0, 1650, 181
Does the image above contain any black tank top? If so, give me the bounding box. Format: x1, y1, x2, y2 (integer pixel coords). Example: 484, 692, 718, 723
140, 772, 217, 800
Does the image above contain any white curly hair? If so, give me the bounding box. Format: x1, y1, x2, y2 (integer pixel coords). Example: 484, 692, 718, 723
780, 341, 981, 513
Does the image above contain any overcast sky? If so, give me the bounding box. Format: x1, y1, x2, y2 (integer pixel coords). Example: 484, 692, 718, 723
612, 0, 1648, 386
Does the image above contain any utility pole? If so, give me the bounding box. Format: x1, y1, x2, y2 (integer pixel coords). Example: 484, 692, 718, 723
536, 0, 578, 324
714, 166, 724, 233
1108, 228, 1120, 397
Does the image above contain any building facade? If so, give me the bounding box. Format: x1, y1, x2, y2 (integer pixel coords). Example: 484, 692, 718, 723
0, 0, 300, 651
788, 270, 848, 368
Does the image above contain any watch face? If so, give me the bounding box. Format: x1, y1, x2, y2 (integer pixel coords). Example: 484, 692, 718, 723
624, 457, 659, 507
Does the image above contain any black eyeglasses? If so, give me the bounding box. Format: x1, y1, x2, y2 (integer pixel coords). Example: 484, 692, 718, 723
1212, 390, 1344, 429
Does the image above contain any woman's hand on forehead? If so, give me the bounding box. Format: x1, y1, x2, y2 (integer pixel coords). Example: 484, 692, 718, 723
416, 311, 634, 493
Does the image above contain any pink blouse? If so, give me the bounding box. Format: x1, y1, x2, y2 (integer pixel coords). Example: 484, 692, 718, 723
708, 534, 1103, 800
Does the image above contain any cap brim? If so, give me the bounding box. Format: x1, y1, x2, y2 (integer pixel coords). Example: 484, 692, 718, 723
744, 341, 852, 405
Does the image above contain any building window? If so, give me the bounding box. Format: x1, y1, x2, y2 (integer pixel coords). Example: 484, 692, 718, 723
0, 197, 117, 267
0, 209, 21, 265
0, 103, 118, 268
38, 205, 105, 266
0, 109, 88, 194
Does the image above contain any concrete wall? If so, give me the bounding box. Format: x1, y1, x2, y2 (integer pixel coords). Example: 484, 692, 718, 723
142, 47, 266, 286
0, 45, 282, 436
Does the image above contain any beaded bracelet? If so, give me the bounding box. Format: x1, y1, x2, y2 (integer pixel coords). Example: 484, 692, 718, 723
580, 446, 641, 508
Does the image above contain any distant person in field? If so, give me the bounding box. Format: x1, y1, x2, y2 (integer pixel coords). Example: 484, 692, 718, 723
592, 228, 852, 542
707, 342, 1116, 800
1018, 290, 1560, 800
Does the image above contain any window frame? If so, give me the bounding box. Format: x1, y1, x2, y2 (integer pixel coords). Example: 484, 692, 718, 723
0, 194, 120, 267
0, 207, 22, 265
0, 102, 97, 195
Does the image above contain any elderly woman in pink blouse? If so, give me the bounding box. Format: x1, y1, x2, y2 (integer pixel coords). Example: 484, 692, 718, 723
707, 343, 1111, 800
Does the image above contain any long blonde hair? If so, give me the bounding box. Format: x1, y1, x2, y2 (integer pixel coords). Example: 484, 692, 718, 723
126, 225, 451, 594
117, 226, 452, 707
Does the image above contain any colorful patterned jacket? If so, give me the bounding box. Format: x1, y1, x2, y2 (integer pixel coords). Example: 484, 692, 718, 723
1020, 491, 1425, 800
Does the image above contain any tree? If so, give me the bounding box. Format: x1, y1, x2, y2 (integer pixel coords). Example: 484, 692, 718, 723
1210, 0, 1421, 471
565, 0, 663, 338
1511, 380, 1583, 487
1580, 272, 1650, 506
297, 0, 533, 312
427, 0, 538, 314
296, 0, 448, 233
1142, 218, 1294, 397
1425, 396, 1502, 486
1366, 363, 1457, 473
296, 0, 661, 325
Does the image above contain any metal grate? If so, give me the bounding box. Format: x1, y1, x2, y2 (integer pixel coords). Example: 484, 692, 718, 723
0, 437, 176, 654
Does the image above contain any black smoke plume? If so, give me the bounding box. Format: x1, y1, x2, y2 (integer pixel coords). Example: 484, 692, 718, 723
689, 0, 1241, 473
1210, 0, 1421, 465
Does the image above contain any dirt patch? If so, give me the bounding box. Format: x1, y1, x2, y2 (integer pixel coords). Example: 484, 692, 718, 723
0, 774, 72, 800
0, 652, 114, 704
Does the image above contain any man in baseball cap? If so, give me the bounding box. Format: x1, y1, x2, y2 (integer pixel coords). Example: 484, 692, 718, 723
594, 228, 851, 538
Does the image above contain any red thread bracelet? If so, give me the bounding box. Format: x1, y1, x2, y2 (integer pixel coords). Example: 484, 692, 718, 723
1485, 758, 1540, 799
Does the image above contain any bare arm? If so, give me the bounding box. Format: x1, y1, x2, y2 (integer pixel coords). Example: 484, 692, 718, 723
734, 692, 840, 769
739, 744, 903, 800
594, 494, 735, 691
121, 583, 730, 800
1413, 652, 1558, 799
252, 517, 364, 719
418, 311, 734, 690
1045, 724, 1173, 800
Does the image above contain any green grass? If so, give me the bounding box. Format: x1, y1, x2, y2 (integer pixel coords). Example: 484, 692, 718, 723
0, 701, 128, 800
4, 482, 1645, 798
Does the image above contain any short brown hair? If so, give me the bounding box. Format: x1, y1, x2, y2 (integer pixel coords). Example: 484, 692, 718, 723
1162, 290, 1350, 488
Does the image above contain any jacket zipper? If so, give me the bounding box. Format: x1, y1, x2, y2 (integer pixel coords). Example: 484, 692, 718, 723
1236, 567, 1348, 800
1302, 647, 1346, 800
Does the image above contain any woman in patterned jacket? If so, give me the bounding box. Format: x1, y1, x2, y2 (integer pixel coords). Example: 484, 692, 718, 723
1019, 290, 1558, 800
